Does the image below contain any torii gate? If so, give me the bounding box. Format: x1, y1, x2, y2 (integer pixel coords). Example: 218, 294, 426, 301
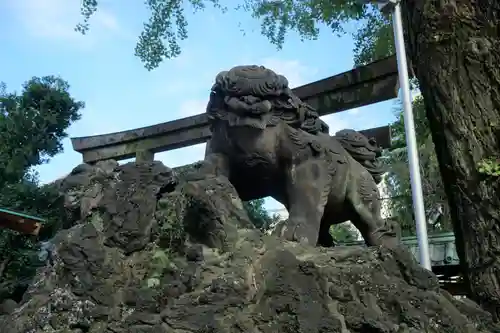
70, 56, 399, 164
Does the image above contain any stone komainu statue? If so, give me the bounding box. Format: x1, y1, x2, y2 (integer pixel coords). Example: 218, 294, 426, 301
203, 65, 398, 248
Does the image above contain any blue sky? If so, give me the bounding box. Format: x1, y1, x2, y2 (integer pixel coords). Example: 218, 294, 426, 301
0, 0, 400, 213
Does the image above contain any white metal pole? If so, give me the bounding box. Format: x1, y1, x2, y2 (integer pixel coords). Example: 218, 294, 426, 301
392, 1, 432, 270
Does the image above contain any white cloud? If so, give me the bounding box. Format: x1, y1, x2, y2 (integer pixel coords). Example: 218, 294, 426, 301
94, 10, 120, 32
178, 99, 208, 117
156, 76, 211, 98
321, 114, 353, 135
6, 0, 121, 45
261, 58, 318, 88
154, 58, 317, 104
159, 81, 193, 96
156, 143, 206, 168
169, 48, 198, 68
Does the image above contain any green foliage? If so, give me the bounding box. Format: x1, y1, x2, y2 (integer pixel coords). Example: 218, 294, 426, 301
0, 77, 83, 186
0, 177, 65, 301
78, 0, 227, 70
330, 222, 358, 243
0, 77, 83, 301
156, 193, 187, 251
0, 179, 67, 238
147, 248, 174, 288
243, 198, 280, 230
352, 10, 394, 66
77, 1, 389, 70
0, 229, 42, 301
381, 96, 452, 236
238, 0, 367, 48
477, 158, 500, 177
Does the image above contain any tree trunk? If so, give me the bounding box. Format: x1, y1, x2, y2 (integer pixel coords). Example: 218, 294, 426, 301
0, 258, 10, 279
401, 0, 500, 320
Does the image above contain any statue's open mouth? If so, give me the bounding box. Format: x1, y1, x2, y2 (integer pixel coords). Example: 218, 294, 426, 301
225, 111, 268, 129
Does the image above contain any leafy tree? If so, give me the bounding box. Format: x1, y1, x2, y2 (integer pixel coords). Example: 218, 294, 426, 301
243, 198, 280, 230
75, 1, 391, 70
77, 1, 394, 71
330, 223, 359, 243
0, 77, 83, 186
79, 0, 500, 319
0, 77, 83, 302
382, 96, 451, 237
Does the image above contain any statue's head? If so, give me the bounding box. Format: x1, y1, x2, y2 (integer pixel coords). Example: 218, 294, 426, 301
206, 65, 328, 134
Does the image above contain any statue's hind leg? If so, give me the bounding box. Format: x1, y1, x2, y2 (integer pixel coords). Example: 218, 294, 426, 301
280, 161, 330, 246
347, 171, 400, 248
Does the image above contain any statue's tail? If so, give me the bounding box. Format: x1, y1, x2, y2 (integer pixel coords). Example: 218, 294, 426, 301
334, 129, 386, 184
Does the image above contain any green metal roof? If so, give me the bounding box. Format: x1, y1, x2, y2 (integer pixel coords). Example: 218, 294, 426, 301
0, 208, 46, 222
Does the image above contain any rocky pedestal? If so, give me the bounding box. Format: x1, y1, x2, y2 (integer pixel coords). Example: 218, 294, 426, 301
1, 161, 498, 333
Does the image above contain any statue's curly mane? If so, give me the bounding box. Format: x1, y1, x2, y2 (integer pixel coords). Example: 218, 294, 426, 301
206, 64, 386, 183
206, 65, 327, 134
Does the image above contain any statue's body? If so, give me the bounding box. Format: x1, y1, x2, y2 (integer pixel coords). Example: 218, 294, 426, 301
203, 65, 399, 248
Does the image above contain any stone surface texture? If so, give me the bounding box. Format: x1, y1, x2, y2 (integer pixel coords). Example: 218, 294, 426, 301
0, 161, 498, 333
203, 64, 397, 249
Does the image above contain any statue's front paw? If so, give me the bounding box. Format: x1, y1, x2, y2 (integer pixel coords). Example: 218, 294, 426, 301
280, 220, 317, 246
280, 223, 296, 242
